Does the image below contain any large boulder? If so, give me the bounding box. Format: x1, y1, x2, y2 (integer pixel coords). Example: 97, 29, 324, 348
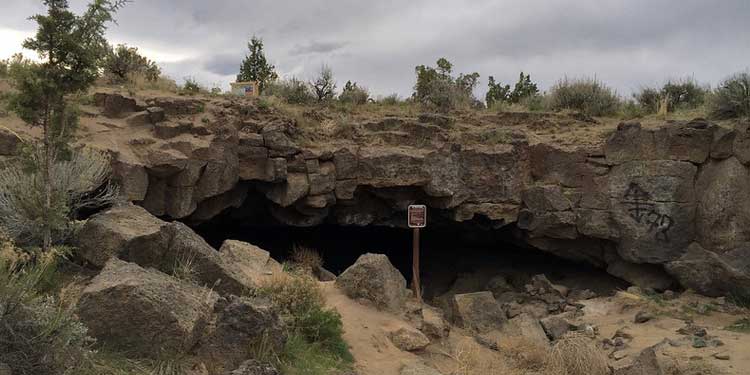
199, 296, 285, 373
78, 205, 273, 296
76, 258, 218, 358
335, 253, 408, 312
77, 203, 167, 268
666, 242, 750, 297
451, 291, 507, 332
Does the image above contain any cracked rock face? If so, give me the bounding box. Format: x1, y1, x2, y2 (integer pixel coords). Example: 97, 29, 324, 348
50, 93, 750, 297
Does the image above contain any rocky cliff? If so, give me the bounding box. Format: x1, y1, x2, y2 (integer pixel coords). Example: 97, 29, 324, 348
2, 91, 748, 298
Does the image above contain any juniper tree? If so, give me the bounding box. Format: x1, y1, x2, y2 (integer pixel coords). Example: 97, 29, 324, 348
237, 36, 278, 94
5, 0, 126, 251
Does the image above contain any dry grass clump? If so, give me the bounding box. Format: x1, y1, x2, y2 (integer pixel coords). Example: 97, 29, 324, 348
542, 333, 608, 375
437, 340, 514, 375
498, 336, 548, 371
290, 245, 323, 273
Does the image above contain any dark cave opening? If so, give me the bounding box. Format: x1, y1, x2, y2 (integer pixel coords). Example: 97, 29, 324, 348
194, 195, 629, 300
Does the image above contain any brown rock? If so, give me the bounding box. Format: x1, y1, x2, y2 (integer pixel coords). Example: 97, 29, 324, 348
335, 253, 408, 312
451, 291, 507, 332
389, 327, 430, 351
76, 258, 218, 358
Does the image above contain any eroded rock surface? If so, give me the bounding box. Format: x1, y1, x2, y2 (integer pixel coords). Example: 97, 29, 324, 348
76, 258, 218, 358
51, 93, 750, 296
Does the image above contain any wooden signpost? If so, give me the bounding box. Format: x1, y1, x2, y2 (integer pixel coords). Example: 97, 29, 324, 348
408, 205, 426, 302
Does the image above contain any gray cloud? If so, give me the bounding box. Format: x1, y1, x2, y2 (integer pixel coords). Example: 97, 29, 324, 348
1, 0, 748, 98
290, 40, 348, 56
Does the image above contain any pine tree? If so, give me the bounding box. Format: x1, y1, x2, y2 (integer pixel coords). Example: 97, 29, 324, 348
6, 0, 126, 251
237, 36, 278, 94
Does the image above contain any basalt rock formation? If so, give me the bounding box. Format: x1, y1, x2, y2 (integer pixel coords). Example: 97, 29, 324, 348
4, 91, 749, 298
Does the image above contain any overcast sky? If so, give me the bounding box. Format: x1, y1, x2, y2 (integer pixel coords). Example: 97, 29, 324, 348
1, 0, 749, 98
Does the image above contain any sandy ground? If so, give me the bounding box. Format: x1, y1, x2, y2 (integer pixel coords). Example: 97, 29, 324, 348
324, 282, 750, 375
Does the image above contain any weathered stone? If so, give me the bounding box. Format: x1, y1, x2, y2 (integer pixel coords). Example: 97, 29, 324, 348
634, 310, 654, 324
335, 253, 408, 312
389, 327, 430, 351
146, 97, 205, 115
218, 240, 283, 282
103, 93, 139, 118
666, 242, 750, 297
540, 315, 575, 340
605, 252, 676, 291
501, 313, 549, 348
695, 157, 750, 252
262, 173, 309, 207
400, 363, 444, 375
335, 179, 359, 200
146, 106, 166, 123
308, 162, 336, 195
112, 159, 149, 201
154, 121, 193, 139
522, 185, 572, 212
77, 204, 167, 267
199, 296, 285, 372
451, 291, 507, 332
608, 160, 697, 263
612, 344, 676, 375
76, 258, 218, 358
262, 125, 299, 156
333, 148, 359, 179
420, 306, 450, 339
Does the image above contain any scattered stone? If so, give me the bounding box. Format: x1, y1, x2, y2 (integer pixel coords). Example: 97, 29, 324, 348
335, 253, 408, 312
692, 337, 707, 348
146, 106, 166, 123
612, 344, 676, 375
540, 315, 575, 340
709, 338, 724, 347
612, 350, 628, 360
663, 290, 676, 300
613, 327, 635, 341
229, 360, 279, 375
500, 313, 550, 348
677, 323, 707, 337
420, 306, 450, 339
713, 353, 730, 360
400, 363, 444, 375
76, 258, 219, 358
634, 310, 654, 324
568, 289, 597, 301
451, 291, 507, 332
476, 335, 500, 351
389, 327, 430, 352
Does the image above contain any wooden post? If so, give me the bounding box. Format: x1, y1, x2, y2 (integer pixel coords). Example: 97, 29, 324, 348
412, 227, 422, 302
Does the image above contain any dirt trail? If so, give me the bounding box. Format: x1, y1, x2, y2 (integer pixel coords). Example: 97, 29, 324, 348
321, 282, 422, 375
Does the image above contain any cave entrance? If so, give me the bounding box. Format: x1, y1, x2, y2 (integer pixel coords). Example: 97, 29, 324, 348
194, 214, 628, 300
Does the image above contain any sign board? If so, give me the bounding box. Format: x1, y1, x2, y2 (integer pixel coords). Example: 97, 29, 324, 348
408, 205, 427, 228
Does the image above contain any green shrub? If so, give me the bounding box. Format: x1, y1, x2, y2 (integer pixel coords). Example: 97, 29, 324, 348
486, 72, 539, 108
548, 77, 620, 116
0, 248, 95, 375
620, 99, 647, 119
256, 273, 353, 373
661, 78, 707, 111
711, 71, 750, 119
633, 87, 661, 113
413, 58, 480, 112
182, 77, 202, 94
102, 44, 161, 84
339, 81, 369, 105
378, 94, 401, 105
265, 78, 316, 105
281, 333, 352, 375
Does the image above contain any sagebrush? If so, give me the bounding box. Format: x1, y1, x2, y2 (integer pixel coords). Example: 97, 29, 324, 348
548, 77, 620, 116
